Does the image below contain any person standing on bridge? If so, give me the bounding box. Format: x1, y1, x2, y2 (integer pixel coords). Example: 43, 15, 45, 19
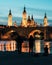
44, 45, 49, 56
16, 35, 23, 54
29, 35, 34, 53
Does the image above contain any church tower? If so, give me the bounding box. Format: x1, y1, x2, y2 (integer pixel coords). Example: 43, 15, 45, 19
8, 10, 12, 26
44, 13, 48, 26
13, 21, 17, 27
21, 6, 27, 27
31, 15, 35, 27
44, 13, 48, 40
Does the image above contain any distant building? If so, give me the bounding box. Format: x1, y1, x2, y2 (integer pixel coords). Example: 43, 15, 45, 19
8, 10, 12, 26
27, 15, 37, 27
44, 13, 48, 26
21, 7, 37, 27
13, 21, 17, 27
7, 7, 48, 27
21, 7, 27, 27
31, 15, 36, 27
27, 15, 31, 27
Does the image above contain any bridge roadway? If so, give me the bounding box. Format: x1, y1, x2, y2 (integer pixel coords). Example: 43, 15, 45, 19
0, 26, 52, 40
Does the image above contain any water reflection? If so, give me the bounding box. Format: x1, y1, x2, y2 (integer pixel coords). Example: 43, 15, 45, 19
34, 40, 41, 53
21, 41, 29, 52
0, 40, 52, 54
0, 40, 16, 51
21, 40, 51, 54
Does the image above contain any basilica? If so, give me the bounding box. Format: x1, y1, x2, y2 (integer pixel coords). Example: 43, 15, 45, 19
21, 7, 37, 27
0, 7, 51, 53
8, 7, 48, 27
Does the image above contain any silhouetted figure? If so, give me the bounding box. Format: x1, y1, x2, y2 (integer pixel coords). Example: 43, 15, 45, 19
16, 35, 23, 54
29, 35, 34, 53
44, 45, 49, 56
4, 44, 6, 51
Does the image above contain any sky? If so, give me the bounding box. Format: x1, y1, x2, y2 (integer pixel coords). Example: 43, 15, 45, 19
0, 0, 52, 19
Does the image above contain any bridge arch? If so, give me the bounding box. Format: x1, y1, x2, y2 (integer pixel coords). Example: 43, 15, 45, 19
1, 30, 19, 39
28, 30, 41, 38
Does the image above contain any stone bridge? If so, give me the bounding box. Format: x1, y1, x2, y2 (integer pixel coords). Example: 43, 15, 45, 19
0, 26, 52, 40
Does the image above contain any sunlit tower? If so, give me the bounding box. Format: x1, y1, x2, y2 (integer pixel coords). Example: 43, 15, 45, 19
21, 6, 27, 27
44, 13, 48, 27
8, 10, 12, 26
44, 13, 48, 40
31, 15, 35, 27
27, 15, 31, 26
13, 21, 17, 27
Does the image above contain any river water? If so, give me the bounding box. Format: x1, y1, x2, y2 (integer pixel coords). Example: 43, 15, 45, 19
0, 40, 52, 54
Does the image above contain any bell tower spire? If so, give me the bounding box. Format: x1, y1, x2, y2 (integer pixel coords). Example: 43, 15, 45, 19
21, 6, 27, 27
44, 13, 47, 18
9, 10, 12, 15
8, 9, 12, 26
31, 15, 34, 20
44, 13, 48, 26
23, 6, 26, 13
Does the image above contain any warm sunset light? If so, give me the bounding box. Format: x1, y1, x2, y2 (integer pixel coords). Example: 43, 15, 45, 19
21, 41, 29, 52
44, 41, 50, 54
0, 0, 52, 65
0, 41, 16, 51
35, 40, 41, 53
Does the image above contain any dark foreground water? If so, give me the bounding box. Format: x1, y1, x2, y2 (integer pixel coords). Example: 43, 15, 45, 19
0, 52, 52, 65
